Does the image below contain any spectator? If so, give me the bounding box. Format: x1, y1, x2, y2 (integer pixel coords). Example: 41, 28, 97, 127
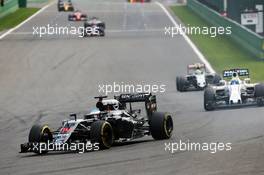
1, 0, 4, 7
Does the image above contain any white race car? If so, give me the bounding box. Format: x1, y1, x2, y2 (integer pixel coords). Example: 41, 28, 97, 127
204, 69, 264, 111
82, 17, 105, 37
176, 63, 221, 91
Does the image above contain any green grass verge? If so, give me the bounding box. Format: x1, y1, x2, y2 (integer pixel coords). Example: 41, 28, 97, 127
171, 6, 264, 82
0, 8, 39, 32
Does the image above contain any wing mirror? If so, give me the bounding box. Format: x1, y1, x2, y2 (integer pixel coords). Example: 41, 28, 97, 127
244, 78, 251, 84
69, 113, 77, 121
219, 80, 226, 86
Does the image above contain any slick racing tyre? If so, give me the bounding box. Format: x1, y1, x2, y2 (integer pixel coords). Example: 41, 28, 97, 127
176, 76, 187, 92
28, 124, 53, 154
176, 77, 180, 91
150, 112, 173, 140
98, 23, 105, 29
204, 87, 216, 111
100, 30, 105, 37
91, 121, 113, 149
255, 83, 264, 106
58, 7, 63, 11
212, 74, 222, 84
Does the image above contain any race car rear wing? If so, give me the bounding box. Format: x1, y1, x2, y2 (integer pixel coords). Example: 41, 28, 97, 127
115, 93, 154, 102
223, 69, 249, 78
115, 93, 157, 117
187, 63, 206, 74
188, 63, 205, 69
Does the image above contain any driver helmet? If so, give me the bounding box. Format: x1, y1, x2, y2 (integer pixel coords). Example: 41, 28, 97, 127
113, 103, 119, 110
230, 79, 239, 85
89, 108, 100, 115
195, 69, 203, 75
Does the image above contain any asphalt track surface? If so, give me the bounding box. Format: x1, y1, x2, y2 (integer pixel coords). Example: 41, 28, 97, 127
1, 0, 264, 175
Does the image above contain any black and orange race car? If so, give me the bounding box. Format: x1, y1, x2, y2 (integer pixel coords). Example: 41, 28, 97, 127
20, 93, 173, 154
68, 10, 87, 21
127, 0, 151, 2
58, 0, 74, 12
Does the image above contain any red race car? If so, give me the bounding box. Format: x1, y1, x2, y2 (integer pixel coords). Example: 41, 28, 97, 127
68, 10, 87, 21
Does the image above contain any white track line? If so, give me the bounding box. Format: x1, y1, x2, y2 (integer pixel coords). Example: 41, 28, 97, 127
123, 2, 128, 30
155, 2, 215, 73
0, 1, 55, 40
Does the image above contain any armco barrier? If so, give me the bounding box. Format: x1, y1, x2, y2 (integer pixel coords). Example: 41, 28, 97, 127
27, 0, 48, 3
0, 0, 18, 18
198, 0, 223, 13
187, 0, 264, 59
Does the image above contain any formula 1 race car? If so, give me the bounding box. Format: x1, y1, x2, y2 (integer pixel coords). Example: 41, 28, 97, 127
82, 17, 105, 37
127, 0, 151, 2
20, 93, 173, 154
204, 69, 264, 111
176, 63, 221, 92
58, 0, 74, 12
68, 10, 87, 21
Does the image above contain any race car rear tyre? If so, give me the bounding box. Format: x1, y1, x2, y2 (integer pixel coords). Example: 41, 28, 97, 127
82, 28, 87, 37
212, 74, 221, 84
150, 112, 173, 140
255, 83, 264, 97
255, 83, 264, 106
176, 76, 187, 92
204, 87, 215, 111
91, 121, 113, 149
28, 124, 52, 154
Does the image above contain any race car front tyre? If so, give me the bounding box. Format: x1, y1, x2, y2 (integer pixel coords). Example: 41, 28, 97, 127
91, 121, 113, 149
100, 30, 105, 36
176, 77, 180, 91
176, 76, 187, 92
100, 23, 106, 29
255, 83, 264, 106
58, 7, 63, 11
204, 87, 215, 111
150, 112, 173, 140
256, 98, 264, 106
28, 124, 53, 154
